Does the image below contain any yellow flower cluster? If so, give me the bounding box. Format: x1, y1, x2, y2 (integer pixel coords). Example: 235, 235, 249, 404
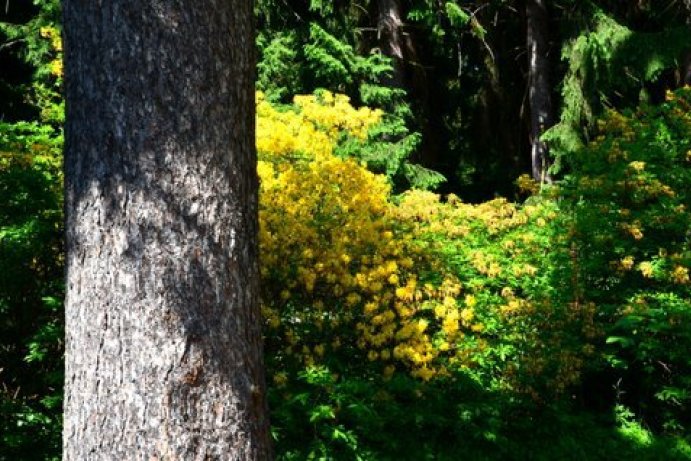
293, 92, 382, 140
257, 92, 493, 381
257, 91, 602, 396
256, 91, 381, 162
39, 27, 63, 78
516, 174, 540, 195
390, 188, 597, 394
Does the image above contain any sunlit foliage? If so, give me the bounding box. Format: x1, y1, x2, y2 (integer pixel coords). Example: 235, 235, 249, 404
257, 90, 595, 399
257, 88, 691, 458
564, 88, 691, 433
1, 4, 690, 458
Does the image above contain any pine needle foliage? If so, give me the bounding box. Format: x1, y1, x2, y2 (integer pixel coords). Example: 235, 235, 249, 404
256, 2, 445, 190
545, 9, 691, 170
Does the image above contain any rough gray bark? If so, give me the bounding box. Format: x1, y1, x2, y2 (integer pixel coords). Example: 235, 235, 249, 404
526, 0, 554, 183
62, 1, 271, 459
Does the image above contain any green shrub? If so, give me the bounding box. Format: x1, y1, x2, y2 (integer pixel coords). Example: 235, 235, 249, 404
563, 87, 691, 434
0, 122, 63, 461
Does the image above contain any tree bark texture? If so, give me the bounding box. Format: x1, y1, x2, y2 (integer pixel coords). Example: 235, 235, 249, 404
377, 0, 406, 89
62, 1, 271, 459
377, 0, 441, 167
526, 0, 554, 183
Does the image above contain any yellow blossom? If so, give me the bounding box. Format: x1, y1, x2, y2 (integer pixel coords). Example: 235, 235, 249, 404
383, 365, 396, 378
460, 308, 474, 324
526, 264, 540, 276
273, 372, 288, 387
628, 161, 646, 172
416, 319, 429, 334
620, 256, 634, 271
672, 265, 689, 284
413, 367, 435, 381
346, 292, 361, 306
639, 261, 654, 278
442, 317, 459, 336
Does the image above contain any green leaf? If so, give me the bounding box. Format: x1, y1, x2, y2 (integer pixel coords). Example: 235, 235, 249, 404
606, 336, 635, 348
309, 405, 335, 423
445, 2, 470, 28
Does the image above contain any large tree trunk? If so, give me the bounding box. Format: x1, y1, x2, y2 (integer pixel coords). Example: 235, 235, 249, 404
62, 1, 272, 459
526, 0, 554, 183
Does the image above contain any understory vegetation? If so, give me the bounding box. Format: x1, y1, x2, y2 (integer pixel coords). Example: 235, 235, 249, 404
260, 87, 690, 460
1, 1, 690, 459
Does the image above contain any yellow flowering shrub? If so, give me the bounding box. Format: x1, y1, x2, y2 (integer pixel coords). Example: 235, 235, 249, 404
256, 91, 380, 161
392, 190, 598, 396
257, 92, 596, 394
258, 91, 470, 381
564, 88, 691, 426
39, 27, 63, 78
258, 89, 690, 455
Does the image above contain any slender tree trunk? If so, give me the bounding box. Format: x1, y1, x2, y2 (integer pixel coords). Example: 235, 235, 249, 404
62, 1, 271, 459
681, 50, 691, 85
526, 0, 554, 183
378, 0, 406, 88
377, 0, 442, 168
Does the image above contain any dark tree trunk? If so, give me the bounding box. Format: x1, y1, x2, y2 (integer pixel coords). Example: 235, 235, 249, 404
526, 0, 554, 183
378, 0, 406, 88
681, 49, 691, 85
62, 1, 271, 459
377, 0, 441, 168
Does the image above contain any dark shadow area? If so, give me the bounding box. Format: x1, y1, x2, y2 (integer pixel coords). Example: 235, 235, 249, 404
0, 129, 63, 460
0, 0, 41, 121
268, 365, 691, 460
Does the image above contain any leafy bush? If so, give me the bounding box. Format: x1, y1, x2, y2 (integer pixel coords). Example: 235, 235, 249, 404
563, 88, 691, 434
258, 87, 691, 458
257, 90, 597, 458
0, 122, 63, 461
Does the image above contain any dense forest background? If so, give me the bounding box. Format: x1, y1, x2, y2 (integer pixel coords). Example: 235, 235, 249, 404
1, 0, 690, 459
